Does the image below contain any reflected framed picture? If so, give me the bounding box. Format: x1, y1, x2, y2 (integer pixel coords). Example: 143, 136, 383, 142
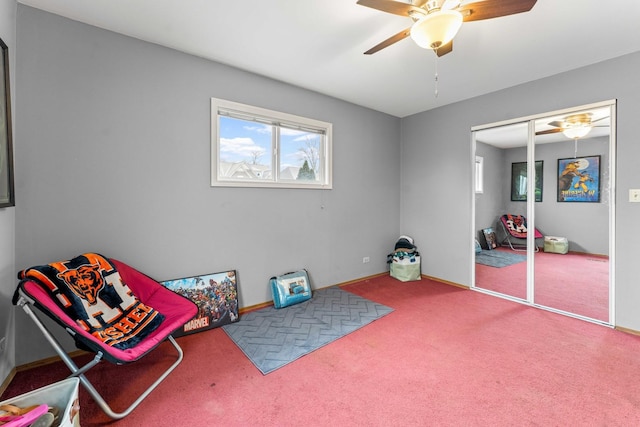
557, 155, 601, 202
0, 36, 14, 208
511, 161, 543, 202
481, 227, 498, 250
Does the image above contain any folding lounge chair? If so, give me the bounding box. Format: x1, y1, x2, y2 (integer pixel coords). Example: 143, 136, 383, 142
499, 214, 543, 252
13, 253, 198, 420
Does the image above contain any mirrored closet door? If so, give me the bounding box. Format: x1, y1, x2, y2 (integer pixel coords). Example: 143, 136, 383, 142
474, 122, 528, 302
471, 101, 615, 325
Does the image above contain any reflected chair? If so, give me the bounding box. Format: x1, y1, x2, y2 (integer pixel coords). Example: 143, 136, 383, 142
13, 253, 198, 419
499, 214, 543, 252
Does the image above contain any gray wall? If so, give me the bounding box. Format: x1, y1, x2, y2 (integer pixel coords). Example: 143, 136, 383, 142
475, 141, 505, 243
13, 6, 401, 364
8, 4, 640, 369
401, 52, 640, 330
477, 136, 609, 255
501, 137, 609, 254
0, 0, 16, 384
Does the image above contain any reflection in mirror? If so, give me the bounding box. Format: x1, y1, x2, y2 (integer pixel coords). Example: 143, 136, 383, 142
473, 104, 612, 323
473, 122, 528, 301
532, 106, 610, 322
511, 161, 542, 202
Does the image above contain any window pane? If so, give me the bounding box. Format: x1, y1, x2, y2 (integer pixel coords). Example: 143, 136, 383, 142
279, 127, 322, 183
212, 97, 332, 189
475, 156, 483, 193
218, 116, 273, 181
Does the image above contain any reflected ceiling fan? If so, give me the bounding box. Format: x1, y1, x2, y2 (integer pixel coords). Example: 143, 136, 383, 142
535, 113, 609, 140
358, 0, 537, 56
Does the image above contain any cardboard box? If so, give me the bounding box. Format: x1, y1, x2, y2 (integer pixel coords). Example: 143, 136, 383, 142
0, 378, 80, 426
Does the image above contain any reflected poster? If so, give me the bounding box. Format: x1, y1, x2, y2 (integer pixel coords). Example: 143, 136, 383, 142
557, 155, 601, 202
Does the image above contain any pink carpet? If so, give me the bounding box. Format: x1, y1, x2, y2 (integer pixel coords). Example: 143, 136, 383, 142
475, 248, 609, 321
3, 275, 639, 426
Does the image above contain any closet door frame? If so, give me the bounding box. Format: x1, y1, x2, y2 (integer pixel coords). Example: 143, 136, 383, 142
470, 100, 616, 326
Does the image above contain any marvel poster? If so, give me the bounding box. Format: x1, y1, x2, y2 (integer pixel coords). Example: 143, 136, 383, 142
162, 270, 239, 337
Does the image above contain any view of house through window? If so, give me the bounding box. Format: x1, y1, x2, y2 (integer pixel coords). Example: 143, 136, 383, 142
211, 98, 332, 189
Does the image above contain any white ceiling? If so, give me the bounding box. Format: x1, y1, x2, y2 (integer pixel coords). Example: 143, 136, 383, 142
17, 0, 640, 118
475, 104, 611, 148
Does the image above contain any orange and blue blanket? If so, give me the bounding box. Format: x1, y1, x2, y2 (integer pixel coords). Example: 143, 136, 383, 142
501, 214, 543, 239
18, 253, 164, 350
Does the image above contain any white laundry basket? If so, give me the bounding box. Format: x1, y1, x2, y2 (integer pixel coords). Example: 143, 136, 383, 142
0, 377, 80, 426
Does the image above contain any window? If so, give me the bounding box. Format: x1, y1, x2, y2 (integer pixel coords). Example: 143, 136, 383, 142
475, 156, 484, 193
211, 98, 332, 189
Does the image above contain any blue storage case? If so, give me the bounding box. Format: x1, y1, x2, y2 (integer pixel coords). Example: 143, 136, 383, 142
270, 270, 312, 309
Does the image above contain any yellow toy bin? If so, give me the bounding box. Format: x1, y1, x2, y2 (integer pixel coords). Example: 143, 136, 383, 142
544, 236, 569, 254
0, 377, 80, 426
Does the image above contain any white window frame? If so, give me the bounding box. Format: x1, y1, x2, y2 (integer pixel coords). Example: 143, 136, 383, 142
475, 155, 484, 193
211, 98, 333, 189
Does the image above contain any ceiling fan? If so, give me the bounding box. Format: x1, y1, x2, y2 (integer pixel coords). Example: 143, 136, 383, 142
535, 113, 609, 140
358, 0, 537, 57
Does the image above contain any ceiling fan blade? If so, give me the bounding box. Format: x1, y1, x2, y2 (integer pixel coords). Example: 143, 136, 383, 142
436, 40, 453, 57
364, 27, 412, 55
547, 120, 564, 128
356, 0, 423, 17
459, 0, 537, 22
535, 128, 563, 136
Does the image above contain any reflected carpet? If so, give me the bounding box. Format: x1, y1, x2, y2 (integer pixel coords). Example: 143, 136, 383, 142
476, 249, 526, 268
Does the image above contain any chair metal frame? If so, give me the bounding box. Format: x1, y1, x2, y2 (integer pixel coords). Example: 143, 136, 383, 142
499, 214, 542, 252
13, 257, 197, 420
15, 290, 184, 419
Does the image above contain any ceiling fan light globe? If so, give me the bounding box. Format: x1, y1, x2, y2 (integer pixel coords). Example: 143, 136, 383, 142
410, 10, 463, 50
563, 125, 592, 139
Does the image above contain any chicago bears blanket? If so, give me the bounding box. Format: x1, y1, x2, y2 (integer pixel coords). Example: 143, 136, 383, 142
18, 253, 164, 350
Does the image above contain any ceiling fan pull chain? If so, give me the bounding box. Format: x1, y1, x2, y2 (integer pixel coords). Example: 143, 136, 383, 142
574, 138, 578, 158
434, 51, 439, 98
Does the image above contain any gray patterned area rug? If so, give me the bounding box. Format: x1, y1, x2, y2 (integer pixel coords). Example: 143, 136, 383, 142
221, 286, 393, 374
476, 250, 527, 268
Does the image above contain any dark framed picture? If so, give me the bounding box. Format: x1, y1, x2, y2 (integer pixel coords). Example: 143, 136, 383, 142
161, 270, 239, 337
0, 37, 14, 208
557, 155, 601, 202
511, 160, 543, 202
511, 161, 543, 202
482, 227, 498, 250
